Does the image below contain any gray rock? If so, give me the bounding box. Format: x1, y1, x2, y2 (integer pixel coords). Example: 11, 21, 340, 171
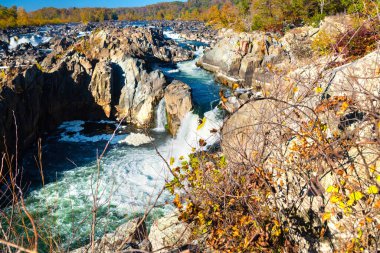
149, 212, 192, 253
70, 218, 147, 253
114, 56, 167, 127
89, 61, 114, 117
164, 80, 193, 136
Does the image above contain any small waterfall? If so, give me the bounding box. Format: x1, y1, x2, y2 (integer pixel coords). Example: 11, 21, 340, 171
166, 108, 223, 159
153, 98, 167, 132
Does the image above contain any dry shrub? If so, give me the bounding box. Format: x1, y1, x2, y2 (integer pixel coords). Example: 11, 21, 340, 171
312, 17, 380, 63
167, 48, 380, 252
333, 19, 380, 61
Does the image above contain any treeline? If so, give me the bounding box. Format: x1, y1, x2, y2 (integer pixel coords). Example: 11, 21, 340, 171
1, 0, 379, 30
0, 6, 119, 28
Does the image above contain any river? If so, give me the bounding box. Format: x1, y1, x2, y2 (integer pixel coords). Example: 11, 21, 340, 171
16, 28, 226, 251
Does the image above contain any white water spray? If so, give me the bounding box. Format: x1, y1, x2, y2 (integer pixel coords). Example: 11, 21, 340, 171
153, 98, 167, 132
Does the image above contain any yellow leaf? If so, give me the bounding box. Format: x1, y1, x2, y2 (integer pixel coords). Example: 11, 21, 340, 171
347, 199, 355, 206
341, 101, 349, 112
322, 212, 331, 222
366, 185, 379, 194
197, 117, 206, 131
330, 195, 341, 203
349, 191, 363, 201
326, 185, 339, 193
173, 194, 182, 209
293, 86, 299, 93
315, 86, 323, 94
369, 164, 376, 173
377, 175, 380, 183
170, 157, 175, 166
232, 83, 239, 90
358, 228, 363, 239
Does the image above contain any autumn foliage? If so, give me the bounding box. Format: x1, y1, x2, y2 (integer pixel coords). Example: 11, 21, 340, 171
167, 44, 380, 251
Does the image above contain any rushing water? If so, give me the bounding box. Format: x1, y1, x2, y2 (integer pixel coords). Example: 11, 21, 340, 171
17, 30, 226, 251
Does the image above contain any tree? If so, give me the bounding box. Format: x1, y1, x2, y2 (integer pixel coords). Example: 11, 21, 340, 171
16, 7, 29, 26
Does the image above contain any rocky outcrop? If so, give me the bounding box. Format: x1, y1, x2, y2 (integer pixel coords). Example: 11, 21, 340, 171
82, 27, 193, 64
148, 212, 193, 253
69, 213, 194, 253
164, 80, 193, 136
1, 25, 195, 155
197, 30, 292, 88
198, 16, 358, 89
71, 218, 150, 253
89, 61, 114, 117
114, 56, 167, 126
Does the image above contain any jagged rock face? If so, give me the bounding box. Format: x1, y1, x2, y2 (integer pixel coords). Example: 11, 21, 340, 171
148, 212, 192, 253
164, 80, 193, 136
198, 23, 341, 88
89, 61, 114, 117
114, 56, 167, 127
1, 26, 179, 155
0, 66, 44, 154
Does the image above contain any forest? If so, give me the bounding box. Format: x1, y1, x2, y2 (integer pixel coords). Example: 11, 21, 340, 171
1, 0, 378, 31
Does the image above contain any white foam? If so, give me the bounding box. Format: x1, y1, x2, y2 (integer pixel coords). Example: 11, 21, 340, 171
118, 133, 154, 146
58, 120, 125, 143
8, 34, 51, 50
60, 132, 126, 143
58, 120, 85, 132
158, 107, 223, 162
77, 31, 91, 38
163, 31, 184, 41
167, 69, 180, 73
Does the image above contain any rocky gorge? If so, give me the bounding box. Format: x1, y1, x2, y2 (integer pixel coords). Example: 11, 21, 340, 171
0, 24, 199, 155
0, 14, 379, 253
1, 20, 223, 253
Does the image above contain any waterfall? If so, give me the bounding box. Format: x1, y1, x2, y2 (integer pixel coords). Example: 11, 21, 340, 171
164, 107, 223, 160
153, 98, 167, 132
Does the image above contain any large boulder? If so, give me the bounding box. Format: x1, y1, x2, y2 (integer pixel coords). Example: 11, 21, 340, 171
114, 56, 167, 127
70, 218, 150, 253
148, 212, 192, 253
164, 80, 193, 136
